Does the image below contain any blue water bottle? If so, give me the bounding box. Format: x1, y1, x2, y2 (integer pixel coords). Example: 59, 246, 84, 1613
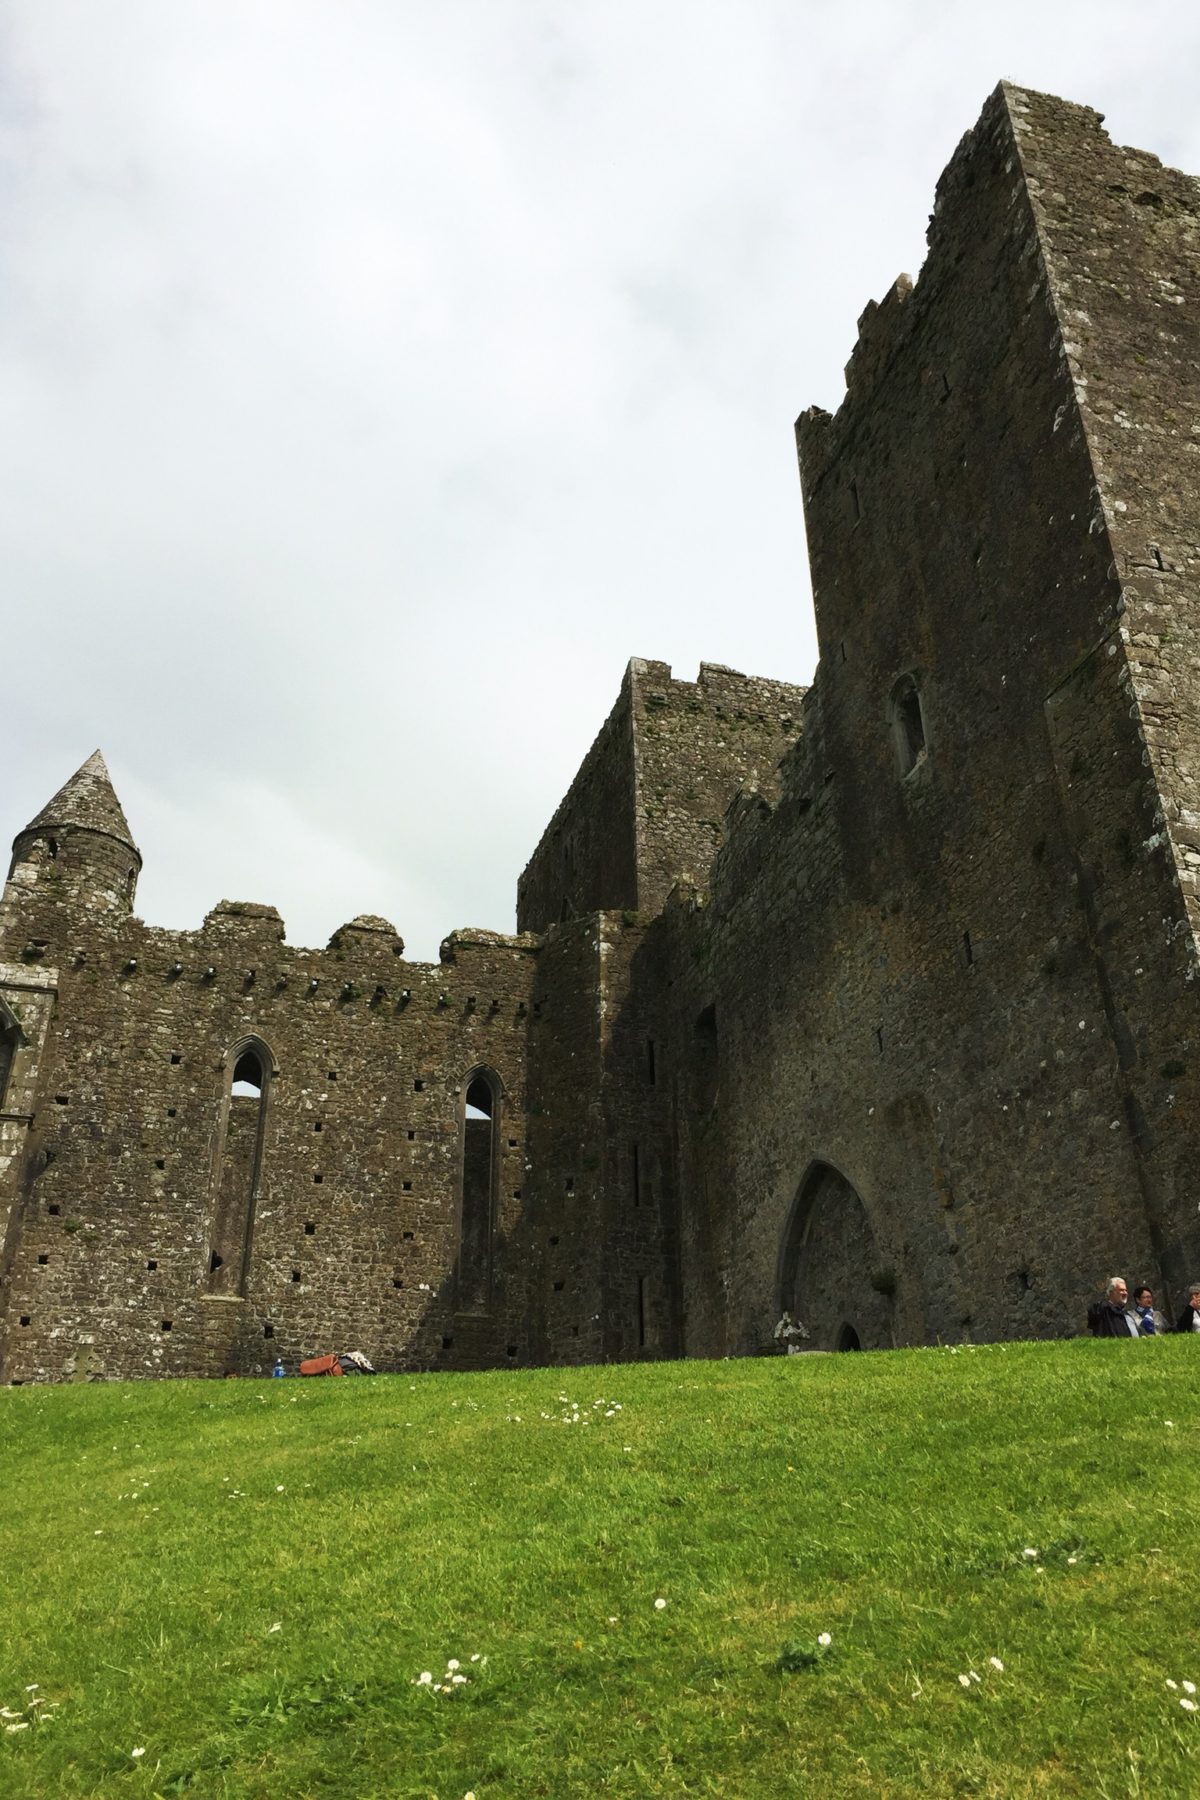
272, 1358, 285, 1378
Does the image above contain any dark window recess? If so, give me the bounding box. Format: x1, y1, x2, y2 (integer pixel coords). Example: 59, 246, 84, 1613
513, 1189, 522, 1200
327, 1071, 337, 1081
402, 1181, 412, 1192
19, 1316, 30, 1327
313, 1174, 323, 1185
459, 1071, 499, 1312
392, 1278, 403, 1289
161, 1320, 172, 1332
875, 1028, 884, 1055
209, 1042, 269, 1296
263, 1323, 274, 1338
407, 1130, 416, 1141
565, 1176, 575, 1194
37, 1254, 48, 1265
849, 478, 862, 521
166, 1108, 176, 1118
304, 1222, 315, 1236
171, 1054, 182, 1065
442, 1336, 453, 1349
155, 1159, 165, 1170
313, 1121, 323, 1132
891, 673, 928, 776
962, 930, 974, 967
48, 1204, 60, 1216
146, 1259, 157, 1270
570, 1324, 579, 1337
291, 1270, 301, 1282
55, 1095, 69, 1106
549, 1235, 559, 1247
553, 1281, 565, 1292
506, 1344, 518, 1358
402, 1230, 414, 1241
695, 1004, 719, 1111
414, 1080, 424, 1092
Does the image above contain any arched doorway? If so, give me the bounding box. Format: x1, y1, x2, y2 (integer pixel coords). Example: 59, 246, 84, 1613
777, 1162, 893, 1352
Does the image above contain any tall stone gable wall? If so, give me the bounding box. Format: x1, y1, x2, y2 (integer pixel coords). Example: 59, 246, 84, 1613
665, 83, 1200, 1353
4, 81, 1200, 1382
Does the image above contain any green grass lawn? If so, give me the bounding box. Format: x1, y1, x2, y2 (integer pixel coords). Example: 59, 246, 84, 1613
1, 1339, 1198, 1798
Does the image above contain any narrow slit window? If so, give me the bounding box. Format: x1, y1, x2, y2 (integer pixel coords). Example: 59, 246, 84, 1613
890, 673, 928, 777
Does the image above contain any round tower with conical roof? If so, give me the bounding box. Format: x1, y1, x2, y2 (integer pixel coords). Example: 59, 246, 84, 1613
7, 750, 142, 918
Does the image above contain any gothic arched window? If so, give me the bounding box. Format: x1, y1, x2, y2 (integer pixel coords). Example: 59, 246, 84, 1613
207, 1037, 273, 1295
457, 1068, 500, 1313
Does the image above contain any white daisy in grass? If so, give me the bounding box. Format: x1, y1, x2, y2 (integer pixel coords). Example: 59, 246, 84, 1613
1022, 1548, 1038, 1559
1182, 1698, 1198, 1713
989, 1657, 1004, 1672
958, 1674, 971, 1688
817, 1634, 832, 1648
654, 1597, 667, 1610
131, 1747, 145, 1758
1184, 1680, 1197, 1695
415, 1672, 433, 1686
1167, 1680, 1179, 1690
447, 1659, 460, 1671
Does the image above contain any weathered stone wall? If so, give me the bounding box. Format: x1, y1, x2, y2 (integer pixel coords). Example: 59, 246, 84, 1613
0, 854, 545, 1380
627, 659, 804, 917
517, 658, 804, 933
5, 81, 1200, 1383
662, 82, 1200, 1355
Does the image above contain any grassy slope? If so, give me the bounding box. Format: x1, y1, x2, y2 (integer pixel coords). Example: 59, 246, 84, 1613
1, 1340, 1198, 1799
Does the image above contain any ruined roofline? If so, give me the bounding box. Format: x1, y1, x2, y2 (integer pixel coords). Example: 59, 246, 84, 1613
515, 656, 808, 901
794, 79, 1116, 493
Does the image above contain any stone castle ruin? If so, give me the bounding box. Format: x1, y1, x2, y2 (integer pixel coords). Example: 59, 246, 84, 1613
4, 82, 1200, 1381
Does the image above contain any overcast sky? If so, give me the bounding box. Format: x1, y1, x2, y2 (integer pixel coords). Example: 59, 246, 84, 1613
3, 2, 1199, 961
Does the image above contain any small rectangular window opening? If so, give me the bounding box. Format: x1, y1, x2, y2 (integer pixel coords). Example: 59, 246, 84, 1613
849, 479, 862, 521
962, 930, 973, 967
304, 1221, 316, 1235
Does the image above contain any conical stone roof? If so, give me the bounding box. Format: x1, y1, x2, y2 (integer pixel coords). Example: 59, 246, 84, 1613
21, 751, 140, 856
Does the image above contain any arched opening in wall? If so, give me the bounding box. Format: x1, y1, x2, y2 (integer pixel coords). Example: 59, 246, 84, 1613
0, 1003, 22, 1111
457, 1068, 500, 1315
207, 1039, 272, 1297
778, 1161, 893, 1352
695, 1004, 719, 1113
889, 673, 927, 777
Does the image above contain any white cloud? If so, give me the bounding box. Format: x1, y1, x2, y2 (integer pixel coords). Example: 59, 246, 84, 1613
3, 0, 1199, 955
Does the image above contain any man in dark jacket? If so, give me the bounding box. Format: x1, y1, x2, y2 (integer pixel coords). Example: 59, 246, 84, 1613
1088, 1277, 1140, 1338
1176, 1283, 1200, 1335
